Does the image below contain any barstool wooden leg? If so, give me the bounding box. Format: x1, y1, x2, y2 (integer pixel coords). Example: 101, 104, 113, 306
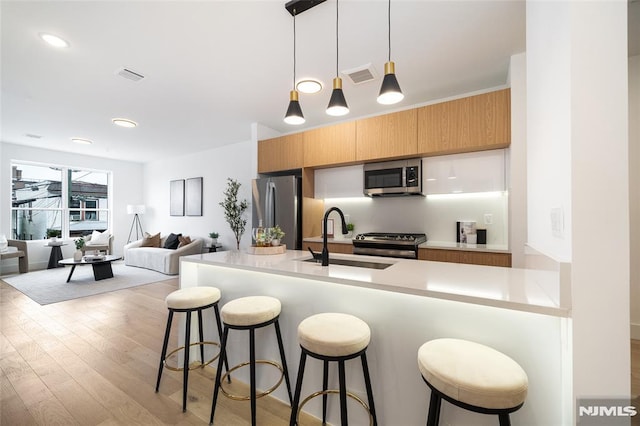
289, 351, 307, 426
210, 325, 229, 424
361, 353, 378, 426
322, 360, 329, 424
338, 360, 348, 426
274, 320, 293, 403
182, 311, 192, 412
213, 304, 231, 383
155, 310, 174, 392
426, 389, 441, 426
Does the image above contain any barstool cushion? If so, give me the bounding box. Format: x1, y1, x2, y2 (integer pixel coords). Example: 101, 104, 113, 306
166, 286, 221, 310
298, 313, 370, 357
221, 296, 281, 326
418, 338, 528, 410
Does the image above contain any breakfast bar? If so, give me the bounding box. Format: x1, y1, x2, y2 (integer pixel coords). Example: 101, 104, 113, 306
180, 250, 571, 426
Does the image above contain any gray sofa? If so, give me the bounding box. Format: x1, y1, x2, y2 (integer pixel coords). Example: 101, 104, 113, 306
123, 236, 203, 275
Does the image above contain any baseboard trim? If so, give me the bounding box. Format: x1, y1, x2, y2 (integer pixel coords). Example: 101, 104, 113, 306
631, 322, 640, 340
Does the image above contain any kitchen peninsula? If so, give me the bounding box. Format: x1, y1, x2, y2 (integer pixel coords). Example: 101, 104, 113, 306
180, 250, 570, 426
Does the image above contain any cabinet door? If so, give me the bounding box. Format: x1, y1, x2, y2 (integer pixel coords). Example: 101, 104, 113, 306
258, 133, 304, 173
304, 122, 356, 167
356, 109, 417, 161
417, 97, 470, 154
418, 89, 511, 155
468, 89, 511, 149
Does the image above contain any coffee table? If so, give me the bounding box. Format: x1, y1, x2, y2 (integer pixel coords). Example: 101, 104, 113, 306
58, 255, 122, 283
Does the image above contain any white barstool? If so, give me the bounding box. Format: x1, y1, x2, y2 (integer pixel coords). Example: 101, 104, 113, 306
418, 338, 528, 426
209, 296, 293, 426
155, 286, 228, 412
289, 312, 377, 426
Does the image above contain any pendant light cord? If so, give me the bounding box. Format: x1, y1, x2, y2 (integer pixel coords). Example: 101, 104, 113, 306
387, 0, 391, 61
336, 0, 339, 77
293, 11, 297, 88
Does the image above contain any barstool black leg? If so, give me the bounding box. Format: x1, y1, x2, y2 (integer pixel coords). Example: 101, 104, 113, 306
499, 413, 511, 426
213, 304, 231, 383
274, 320, 293, 403
198, 309, 205, 365
210, 325, 229, 424
249, 328, 257, 426
182, 311, 191, 412
338, 360, 348, 426
289, 351, 307, 426
322, 360, 329, 424
360, 353, 378, 426
155, 310, 174, 392
426, 389, 441, 426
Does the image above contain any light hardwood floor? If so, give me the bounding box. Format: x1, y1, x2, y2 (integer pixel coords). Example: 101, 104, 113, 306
1, 278, 639, 425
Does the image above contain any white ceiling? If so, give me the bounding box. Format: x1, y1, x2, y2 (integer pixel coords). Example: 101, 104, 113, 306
1, 1, 637, 164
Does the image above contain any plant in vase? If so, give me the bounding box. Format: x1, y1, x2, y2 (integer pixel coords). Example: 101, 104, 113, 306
74, 237, 85, 261
209, 232, 219, 245
270, 225, 285, 246
346, 223, 355, 238
219, 178, 248, 250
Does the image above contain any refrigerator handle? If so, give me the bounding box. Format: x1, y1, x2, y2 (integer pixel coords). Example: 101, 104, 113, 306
266, 181, 276, 228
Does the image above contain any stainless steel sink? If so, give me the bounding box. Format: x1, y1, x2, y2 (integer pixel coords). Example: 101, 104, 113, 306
302, 257, 393, 270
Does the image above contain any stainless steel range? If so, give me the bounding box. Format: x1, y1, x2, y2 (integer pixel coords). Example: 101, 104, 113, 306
352, 232, 427, 259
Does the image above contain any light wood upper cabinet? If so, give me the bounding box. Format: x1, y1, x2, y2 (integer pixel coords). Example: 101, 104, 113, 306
303, 122, 356, 167
417, 88, 510, 155
257, 133, 303, 173
356, 109, 417, 161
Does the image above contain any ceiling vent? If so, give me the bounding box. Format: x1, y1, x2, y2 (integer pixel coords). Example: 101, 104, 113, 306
116, 67, 145, 82
342, 63, 376, 85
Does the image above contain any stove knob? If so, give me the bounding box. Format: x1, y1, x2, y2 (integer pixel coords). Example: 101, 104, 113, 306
409, 236, 415, 241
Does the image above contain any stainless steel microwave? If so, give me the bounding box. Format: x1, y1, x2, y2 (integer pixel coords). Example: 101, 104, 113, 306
363, 158, 424, 197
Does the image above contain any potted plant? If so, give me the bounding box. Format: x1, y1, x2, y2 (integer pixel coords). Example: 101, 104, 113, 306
270, 225, 285, 246
209, 232, 219, 245
346, 223, 355, 238
46, 228, 61, 241
74, 237, 85, 261
219, 178, 248, 250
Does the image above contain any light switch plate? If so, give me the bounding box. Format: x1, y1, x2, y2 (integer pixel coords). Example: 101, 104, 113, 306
484, 213, 493, 225
550, 207, 564, 238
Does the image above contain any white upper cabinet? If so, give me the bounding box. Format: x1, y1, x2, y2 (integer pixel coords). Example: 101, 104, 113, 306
314, 165, 364, 199
423, 149, 506, 195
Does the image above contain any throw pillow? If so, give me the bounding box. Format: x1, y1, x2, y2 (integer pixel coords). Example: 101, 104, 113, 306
164, 233, 182, 250
140, 232, 161, 248
87, 229, 110, 246
177, 235, 192, 248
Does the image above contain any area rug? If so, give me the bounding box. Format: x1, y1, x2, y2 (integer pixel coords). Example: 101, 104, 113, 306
2, 261, 174, 305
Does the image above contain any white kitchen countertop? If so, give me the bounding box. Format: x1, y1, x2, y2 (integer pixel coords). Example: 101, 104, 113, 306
303, 236, 510, 253
182, 250, 567, 317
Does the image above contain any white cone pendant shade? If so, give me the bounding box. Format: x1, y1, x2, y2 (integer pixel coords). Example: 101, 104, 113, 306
326, 77, 349, 116
377, 61, 404, 105
284, 90, 305, 125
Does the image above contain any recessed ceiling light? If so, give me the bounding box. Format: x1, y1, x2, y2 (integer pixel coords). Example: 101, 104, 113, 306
112, 118, 137, 128
296, 79, 323, 94
71, 138, 92, 145
39, 33, 69, 48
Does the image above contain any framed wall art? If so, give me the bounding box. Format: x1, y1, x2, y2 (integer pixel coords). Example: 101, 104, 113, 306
185, 177, 203, 216
170, 179, 185, 216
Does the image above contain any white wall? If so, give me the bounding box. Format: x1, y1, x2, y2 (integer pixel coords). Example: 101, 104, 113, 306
142, 140, 255, 251
527, 0, 630, 419
630, 55, 640, 339
508, 53, 527, 267
0, 142, 143, 272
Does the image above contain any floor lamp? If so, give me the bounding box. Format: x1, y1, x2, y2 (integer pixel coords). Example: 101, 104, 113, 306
127, 204, 145, 243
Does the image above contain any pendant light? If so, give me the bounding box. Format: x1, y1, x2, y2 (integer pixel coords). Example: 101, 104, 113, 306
284, 9, 305, 125
326, 0, 349, 116
377, 0, 404, 105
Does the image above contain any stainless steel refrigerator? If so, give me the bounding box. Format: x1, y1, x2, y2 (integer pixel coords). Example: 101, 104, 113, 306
251, 176, 302, 250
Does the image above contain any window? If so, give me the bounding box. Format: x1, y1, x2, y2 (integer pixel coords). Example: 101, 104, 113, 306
11, 162, 111, 240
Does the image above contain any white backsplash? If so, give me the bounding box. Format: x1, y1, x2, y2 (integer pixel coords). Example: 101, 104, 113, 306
324, 193, 508, 245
